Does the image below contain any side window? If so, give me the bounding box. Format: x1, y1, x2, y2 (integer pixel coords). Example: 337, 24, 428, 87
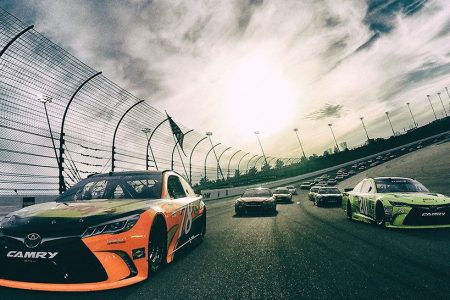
353, 181, 364, 193
360, 180, 371, 194
179, 176, 196, 197
112, 185, 125, 199
167, 176, 187, 199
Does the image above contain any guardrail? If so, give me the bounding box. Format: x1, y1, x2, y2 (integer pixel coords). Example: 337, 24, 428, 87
201, 130, 450, 201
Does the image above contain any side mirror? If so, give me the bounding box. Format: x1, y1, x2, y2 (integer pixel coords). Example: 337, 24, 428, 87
344, 187, 353, 192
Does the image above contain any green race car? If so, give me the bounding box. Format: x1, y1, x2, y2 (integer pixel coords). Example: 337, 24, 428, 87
343, 177, 450, 228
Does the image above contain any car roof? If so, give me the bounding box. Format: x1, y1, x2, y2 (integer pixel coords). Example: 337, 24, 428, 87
245, 187, 270, 191
372, 177, 413, 180
88, 170, 163, 178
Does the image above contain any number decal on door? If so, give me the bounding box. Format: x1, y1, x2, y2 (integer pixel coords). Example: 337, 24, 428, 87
359, 197, 369, 215
178, 204, 193, 238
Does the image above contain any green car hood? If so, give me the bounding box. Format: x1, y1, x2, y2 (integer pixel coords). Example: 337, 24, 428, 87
381, 192, 450, 205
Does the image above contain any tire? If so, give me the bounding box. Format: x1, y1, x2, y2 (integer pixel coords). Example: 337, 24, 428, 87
346, 201, 353, 220
148, 217, 166, 273
375, 202, 386, 227
198, 211, 206, 241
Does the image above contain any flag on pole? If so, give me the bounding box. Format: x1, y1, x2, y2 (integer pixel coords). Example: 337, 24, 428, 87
166, 112, 185, 152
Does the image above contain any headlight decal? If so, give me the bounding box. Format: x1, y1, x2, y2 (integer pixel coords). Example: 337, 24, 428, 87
82, 214, 140, 238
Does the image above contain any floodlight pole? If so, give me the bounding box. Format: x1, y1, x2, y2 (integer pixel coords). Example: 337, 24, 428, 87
437, 93, 448, 117
406, 102, 418, 128
328, 124, 340, 152
385, 112, 395, 136
426, 95, 438, 121
37, 96, 59, 168
293, 128, 306, 159
204, 143, 221, 181
360, 117, 370, 143
254, 131, 268, 166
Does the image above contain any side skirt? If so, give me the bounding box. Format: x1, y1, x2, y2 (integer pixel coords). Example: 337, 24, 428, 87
352, 213, 375, 224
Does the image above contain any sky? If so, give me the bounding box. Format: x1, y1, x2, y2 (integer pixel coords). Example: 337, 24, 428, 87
1, 0, 449, 158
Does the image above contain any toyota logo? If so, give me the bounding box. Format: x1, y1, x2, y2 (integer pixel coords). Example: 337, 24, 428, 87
24, 233, 41, 249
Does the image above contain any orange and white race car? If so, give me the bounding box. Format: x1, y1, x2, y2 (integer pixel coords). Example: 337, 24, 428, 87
0, 170, 206, 291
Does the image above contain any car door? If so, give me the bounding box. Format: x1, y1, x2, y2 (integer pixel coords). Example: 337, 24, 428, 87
358, 180, 375, 217
164, 174, 190, 257
365, 180, 376, 219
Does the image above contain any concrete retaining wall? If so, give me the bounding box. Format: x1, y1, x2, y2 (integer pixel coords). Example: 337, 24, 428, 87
201, 131, 450, 201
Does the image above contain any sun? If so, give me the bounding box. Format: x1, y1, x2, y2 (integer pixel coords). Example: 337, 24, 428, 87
224, 54, 296, 137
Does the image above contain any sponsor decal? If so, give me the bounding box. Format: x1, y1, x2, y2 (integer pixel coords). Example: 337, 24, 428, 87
422, 212, 446, 217
107, 238, 126, 245
6, 251, 58, 259
24, 233, 42, 248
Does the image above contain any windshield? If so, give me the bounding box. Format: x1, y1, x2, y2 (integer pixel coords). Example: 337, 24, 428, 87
318, 188, 341, 194
57, 174, 163, 202
274, 189, 290, 194
375, 178, 429, 193
242, 189, 271, 198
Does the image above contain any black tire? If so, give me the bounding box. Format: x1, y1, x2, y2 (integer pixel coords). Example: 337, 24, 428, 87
315, 199, 321, 207
375, 202, 386, 227
198, 210, 206, 241
346, 201, 353, 220
148, 217, 166, 273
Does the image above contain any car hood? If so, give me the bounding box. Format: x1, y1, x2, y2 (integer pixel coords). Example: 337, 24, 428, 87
238, 197, 271, 203
0, 199, 154, 237
382, 193, 450, 205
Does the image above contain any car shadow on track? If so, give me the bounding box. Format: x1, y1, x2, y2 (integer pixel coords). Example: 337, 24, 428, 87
233, 211, 278, 218
391, 227, 450, 241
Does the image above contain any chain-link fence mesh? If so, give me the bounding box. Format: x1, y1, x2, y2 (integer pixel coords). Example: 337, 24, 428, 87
0, 8, 283, 195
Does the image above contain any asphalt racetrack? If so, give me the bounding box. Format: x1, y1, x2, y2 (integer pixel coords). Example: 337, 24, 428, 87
1, 140, 450, 299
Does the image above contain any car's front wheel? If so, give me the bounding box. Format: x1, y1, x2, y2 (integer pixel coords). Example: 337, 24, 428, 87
346, 201, 353, 220
148, 218, 166, 273
375, 202, 386, 228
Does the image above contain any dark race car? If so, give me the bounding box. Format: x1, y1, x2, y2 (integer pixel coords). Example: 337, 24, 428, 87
235, 188, 276, 215
314, 187, 342, 207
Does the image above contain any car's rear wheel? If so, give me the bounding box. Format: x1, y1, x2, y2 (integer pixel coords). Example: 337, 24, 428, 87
375, 202, 386, 227
346, 201, 353, 220
148, 217, 166, 273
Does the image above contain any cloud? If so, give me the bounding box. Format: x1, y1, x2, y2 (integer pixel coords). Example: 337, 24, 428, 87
1, 0, 449, 157
306, 103, 345, 120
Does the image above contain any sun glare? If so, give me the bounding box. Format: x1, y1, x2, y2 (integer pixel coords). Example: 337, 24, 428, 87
224, 55, 296, 137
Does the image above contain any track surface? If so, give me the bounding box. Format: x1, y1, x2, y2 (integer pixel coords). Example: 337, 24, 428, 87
1, 142, 450, 299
